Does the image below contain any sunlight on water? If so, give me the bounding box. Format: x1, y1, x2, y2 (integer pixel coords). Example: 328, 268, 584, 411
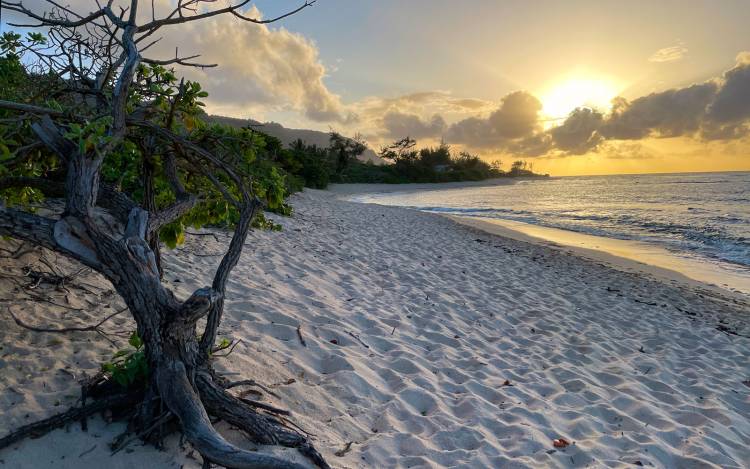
353, 172, 750, 294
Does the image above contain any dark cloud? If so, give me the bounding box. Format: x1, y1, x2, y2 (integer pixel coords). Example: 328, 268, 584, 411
705, 54, 750, 125
446, 91, 542, 148
381, 112, 446, 139
600, 83, 718, 140
599, 54, 750, 143
550, 107, 604, 154
507, 133, 553, 157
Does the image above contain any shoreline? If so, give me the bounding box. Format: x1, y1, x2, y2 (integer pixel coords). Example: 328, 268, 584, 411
450, 216, 750, 302
327, 178, 519, 197
1, 188, 748, 468
332, 182, 750, 303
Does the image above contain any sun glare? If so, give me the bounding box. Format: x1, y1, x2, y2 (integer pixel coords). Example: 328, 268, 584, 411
541, 77, 619, 121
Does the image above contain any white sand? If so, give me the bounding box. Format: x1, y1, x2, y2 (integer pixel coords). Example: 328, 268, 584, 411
1, 188, 749, 468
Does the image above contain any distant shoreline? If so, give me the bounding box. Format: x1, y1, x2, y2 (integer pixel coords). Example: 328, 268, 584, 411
327, 177, 522, 196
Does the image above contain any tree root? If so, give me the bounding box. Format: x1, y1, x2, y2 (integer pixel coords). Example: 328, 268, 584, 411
0, 363, 329, 469
197, 374, 330, 469
0, 392, 139, 450
157, 360, 318, 469
0, 295, 326, 468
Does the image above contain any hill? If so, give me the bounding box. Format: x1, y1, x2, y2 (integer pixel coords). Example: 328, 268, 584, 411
207, 115, 384, 164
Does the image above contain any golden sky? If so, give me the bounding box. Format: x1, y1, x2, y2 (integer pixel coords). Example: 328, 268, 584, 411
10, 0, 743, 175
234, 1, 750, 176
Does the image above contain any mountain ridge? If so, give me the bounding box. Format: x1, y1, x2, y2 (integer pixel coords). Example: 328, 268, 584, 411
207, 115, 384, 164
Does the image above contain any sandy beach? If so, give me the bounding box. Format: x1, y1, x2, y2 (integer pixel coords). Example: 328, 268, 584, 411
1, 188, 749, 468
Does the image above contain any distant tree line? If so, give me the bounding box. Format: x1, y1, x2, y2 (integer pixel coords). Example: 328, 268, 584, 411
266, 134, 548, 187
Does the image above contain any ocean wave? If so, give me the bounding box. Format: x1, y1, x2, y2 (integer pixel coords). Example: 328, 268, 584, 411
360, 172, 750, 269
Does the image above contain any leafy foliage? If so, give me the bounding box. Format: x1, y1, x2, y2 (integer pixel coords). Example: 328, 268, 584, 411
101, 332, 149, 388
0, 32, 301, 243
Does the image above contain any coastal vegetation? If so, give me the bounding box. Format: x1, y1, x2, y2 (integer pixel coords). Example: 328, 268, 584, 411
0, 1, 329, 468
347, 136, 545, 183
265, 134, 547, 187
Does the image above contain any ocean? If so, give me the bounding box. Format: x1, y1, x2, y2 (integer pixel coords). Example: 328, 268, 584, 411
349, 172, 750, 290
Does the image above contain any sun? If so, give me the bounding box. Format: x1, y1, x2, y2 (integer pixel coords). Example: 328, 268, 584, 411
540, 77, 620, 121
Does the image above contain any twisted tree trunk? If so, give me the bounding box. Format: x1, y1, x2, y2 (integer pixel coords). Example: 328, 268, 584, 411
0, 148, 329, 469
0, 0, 326, 465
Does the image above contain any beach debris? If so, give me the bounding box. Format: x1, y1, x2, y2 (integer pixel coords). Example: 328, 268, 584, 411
271, 378, 297, 387
330, 339, 339, 345
716, 324, 740, 336
334, 441, 354, 457
78, 444, 97, 458
6, 305, 128, 347
742, 380, 750, 388
347, 331, 370, 349
553, 438, 570, 448
639, 345, 645, 353
296, 325, 307, 347
501, 379, 513, 387
211, 339, 243, 358
225, 379, 279, 398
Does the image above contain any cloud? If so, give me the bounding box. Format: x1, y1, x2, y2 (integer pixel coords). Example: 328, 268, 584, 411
705, 52, 750, 124
445, 91, 543, 148
381, 112, 446, 139
5, 0, 350, 122
648, 44, 688, 63
601, 83, 718, 139
599, 142, 656, 160
449, 98, 492, 110
600, 53, 750, 142
550, 107, 604, 154
150, 6, 349, 123
347, 91, 495, 146
429, 52, 750, 157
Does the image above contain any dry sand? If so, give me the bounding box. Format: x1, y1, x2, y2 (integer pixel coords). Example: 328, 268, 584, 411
1, 188, 749, 468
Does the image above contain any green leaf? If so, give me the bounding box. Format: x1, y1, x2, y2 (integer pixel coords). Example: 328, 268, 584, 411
128, 332, 143, 349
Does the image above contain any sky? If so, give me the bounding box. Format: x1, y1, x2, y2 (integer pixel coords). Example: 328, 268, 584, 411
4, 0, 750, 175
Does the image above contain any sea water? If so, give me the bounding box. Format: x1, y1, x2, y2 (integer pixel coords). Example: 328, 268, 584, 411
351, 172, 750, 290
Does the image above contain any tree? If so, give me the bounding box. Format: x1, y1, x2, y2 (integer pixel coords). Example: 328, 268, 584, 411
329, 131, 365, 178
490, 159, 503, 172
0, 1, 330, 468
289, 139, 330, 189
378, 136, 418, 164
418, 142, 452, 167
510, 159, 529, 175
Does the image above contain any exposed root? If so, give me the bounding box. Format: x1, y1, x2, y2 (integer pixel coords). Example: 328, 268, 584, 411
197, 373, 331, 469
0, 392, 139, 451
157, 360, 313, 469
111, 411, 173, 454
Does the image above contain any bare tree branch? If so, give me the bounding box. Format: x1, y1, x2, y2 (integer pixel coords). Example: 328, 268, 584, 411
135, 0, 315, 33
